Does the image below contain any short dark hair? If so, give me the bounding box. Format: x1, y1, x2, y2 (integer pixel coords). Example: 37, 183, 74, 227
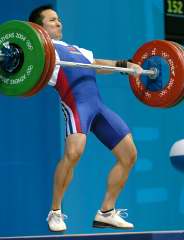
29, 4, 54, 25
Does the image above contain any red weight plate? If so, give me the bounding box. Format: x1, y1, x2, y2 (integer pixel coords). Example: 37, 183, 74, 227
31, 23, 56, 88
26, 23, 56, 96
39, 25, 56, 84
167, 41, 184, 107
129, 40, 184, 108
24, 22, 51, 96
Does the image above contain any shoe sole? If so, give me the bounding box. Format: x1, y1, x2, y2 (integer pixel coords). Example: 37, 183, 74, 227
48, 226, 66, 232
92, 220, 134, 229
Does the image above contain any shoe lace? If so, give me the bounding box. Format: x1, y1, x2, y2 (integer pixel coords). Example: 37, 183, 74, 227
114, 209, 128, 219
46, 212, 68, 223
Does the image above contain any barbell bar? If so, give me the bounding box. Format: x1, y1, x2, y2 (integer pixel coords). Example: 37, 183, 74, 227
0, 20, 184, 108
0, 46, 158, 77
55, 60, 158, 78
0, 52, 158, 78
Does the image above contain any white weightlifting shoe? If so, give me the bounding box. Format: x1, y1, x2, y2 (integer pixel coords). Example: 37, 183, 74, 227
47, 210, 67, 232
93, 209, 134, 229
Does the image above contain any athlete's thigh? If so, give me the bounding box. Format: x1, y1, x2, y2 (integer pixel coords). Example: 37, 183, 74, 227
62, 100, 96, 137
91, 104, 130, 150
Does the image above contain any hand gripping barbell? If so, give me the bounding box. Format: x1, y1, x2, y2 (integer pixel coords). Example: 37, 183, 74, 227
0, 20, 184, 108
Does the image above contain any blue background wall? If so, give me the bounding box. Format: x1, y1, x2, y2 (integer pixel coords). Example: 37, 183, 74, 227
0, 0, 184, 237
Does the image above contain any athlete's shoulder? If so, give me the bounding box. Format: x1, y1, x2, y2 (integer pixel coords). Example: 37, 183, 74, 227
52, 40, 94, 63
52, 40, 89, 50
52, 40, 69, 46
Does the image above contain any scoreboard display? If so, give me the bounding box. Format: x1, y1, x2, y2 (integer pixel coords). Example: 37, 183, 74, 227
165, 0, 184, 43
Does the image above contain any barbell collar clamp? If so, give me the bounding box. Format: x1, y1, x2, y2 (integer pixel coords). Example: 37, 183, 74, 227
148, 67, 159, 79
0, 52, 5, 62
0, 45, 24, 74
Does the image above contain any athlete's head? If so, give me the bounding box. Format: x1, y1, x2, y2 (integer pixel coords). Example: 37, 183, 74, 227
29, 5, 62, 40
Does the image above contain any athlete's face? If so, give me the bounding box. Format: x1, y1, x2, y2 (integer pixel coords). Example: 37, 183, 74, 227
41, 9, 63, 40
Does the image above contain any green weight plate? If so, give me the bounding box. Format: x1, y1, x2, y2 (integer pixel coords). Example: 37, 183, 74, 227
0, 20, 45, 96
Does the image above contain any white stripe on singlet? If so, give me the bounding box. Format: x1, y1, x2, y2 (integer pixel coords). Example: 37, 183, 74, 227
61, 101, 77, 136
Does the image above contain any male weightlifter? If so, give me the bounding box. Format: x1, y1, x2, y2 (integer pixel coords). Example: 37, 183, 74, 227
29, 5, 143, 232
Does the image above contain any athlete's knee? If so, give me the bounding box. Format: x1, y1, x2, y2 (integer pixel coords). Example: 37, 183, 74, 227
126, 144, 137, 169
117, 143, 137, 169
128, 145, 137, 167
65, 145, 84, 166
64, 134, 86, 166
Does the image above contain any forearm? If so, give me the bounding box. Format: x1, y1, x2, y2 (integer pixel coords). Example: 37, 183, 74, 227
93, 59, 129, 74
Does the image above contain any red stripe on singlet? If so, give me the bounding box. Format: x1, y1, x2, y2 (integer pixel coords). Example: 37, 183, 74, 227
55, 68, 82, 132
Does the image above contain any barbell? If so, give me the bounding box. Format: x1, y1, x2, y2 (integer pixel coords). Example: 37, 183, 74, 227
0, 20, 184, 108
